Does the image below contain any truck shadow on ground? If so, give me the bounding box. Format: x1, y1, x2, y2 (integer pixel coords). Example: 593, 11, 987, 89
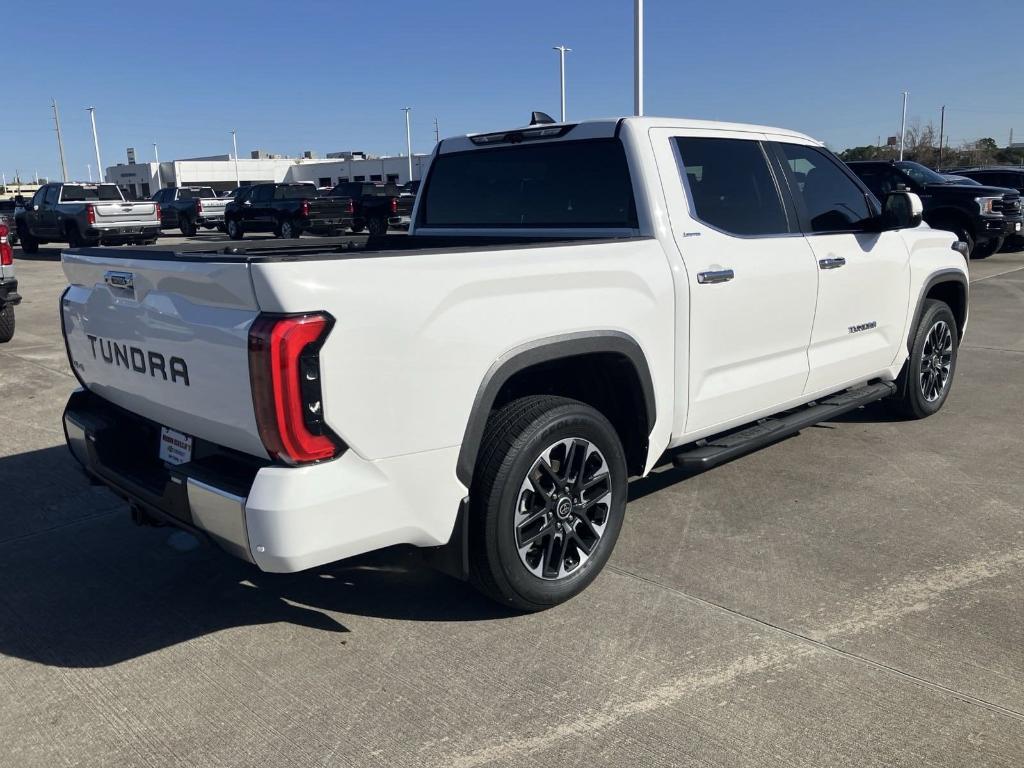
0, 446, 514, 669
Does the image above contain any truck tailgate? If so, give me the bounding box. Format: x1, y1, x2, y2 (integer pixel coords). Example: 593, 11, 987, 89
61, 250, 267, 459
93, 200, 159, 224
197, 197, 228, 218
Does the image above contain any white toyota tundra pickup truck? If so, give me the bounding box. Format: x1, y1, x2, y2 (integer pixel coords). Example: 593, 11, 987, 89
59, 116, 969, 610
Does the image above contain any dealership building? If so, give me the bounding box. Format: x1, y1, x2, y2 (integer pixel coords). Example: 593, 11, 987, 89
105, 150, 432, 200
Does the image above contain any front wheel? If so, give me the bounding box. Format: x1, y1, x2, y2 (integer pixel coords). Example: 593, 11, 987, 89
0, 305, 14, 343
972, 237, 1002, 260
226, 219, 244, 240
892, 299, 959, 419
469, 396, 627, 611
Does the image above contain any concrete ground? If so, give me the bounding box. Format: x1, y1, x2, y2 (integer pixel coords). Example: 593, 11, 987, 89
1, 234, 1023, 767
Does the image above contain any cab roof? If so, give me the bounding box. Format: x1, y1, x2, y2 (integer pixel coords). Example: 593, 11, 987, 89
441, 116, 820, 154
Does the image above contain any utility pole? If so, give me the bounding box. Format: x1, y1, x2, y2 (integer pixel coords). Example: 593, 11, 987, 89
898, 90, 909, 161
553, 45, 571, 122
634, 0, 644, 116
86, 107, 103, 182
51, 99, 69, 182
433, 117, 440, 144
402, 107, 413, 182
938, 105, 945, 170
231, 130, 240, 187
153, 143, 163, 190
87, 164, 92, 182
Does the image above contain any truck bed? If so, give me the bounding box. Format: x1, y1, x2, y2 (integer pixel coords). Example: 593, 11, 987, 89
64, 233, 647, 263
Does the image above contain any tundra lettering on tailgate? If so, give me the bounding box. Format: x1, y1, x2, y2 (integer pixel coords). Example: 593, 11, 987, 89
85, 334, 190, 386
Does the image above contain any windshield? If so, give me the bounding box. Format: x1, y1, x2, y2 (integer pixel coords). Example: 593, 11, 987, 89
61, 185, 124, 202
895, 162, 947, 186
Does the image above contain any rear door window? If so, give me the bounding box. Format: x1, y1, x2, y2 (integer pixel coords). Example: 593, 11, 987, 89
421, 138, 637, 228
674, 137, 789, 236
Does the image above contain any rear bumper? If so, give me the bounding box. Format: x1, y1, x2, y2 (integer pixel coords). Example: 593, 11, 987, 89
303, 216, 354, 232
63, 389, 465, 573
0, 278, 20, 307
87, 224, 161, 241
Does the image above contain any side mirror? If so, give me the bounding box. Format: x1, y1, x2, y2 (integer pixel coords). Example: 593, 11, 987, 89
881, 191, 923, 230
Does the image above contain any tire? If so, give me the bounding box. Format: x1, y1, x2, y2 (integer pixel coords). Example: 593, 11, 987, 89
0, 305, 13, 343
350, 221, 365, 234
179, 216, 197, 237
278, 219, 300, 239
226, 219, 244, 240
469, 395, 628, 611
367, 217, 387, 236
971, 237, 1002, 260
18, 226, 39, 254
892, 299, 959, 419
66, 224, 97, 249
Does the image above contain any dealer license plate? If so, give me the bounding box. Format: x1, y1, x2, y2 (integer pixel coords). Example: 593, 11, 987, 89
159, 427, 193, 465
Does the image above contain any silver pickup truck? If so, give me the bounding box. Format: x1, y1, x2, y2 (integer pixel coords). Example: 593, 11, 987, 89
16, 183, 160, 252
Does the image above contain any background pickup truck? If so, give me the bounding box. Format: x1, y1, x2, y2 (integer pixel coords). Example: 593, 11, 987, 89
223, 183, 354, 239
153, 187, 228, 236
59, 116, 969, 612
16, 182, 160, 252
847, 160, 1021, 258
328, 181, 414, 235
0, 199, 20, 245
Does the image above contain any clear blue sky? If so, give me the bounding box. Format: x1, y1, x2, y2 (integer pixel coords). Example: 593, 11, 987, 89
4, 0, 1023, 182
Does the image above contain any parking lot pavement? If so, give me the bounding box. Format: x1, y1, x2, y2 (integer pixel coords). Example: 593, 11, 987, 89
1, 240, 1023, 767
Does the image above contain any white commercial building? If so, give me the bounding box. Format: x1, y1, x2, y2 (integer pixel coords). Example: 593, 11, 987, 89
106, 152, 432, 200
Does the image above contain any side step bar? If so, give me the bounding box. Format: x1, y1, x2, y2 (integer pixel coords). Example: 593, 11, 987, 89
672, 381, 896, 471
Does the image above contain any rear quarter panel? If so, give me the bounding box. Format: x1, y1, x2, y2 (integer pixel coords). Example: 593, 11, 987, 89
249, 240, 676, 465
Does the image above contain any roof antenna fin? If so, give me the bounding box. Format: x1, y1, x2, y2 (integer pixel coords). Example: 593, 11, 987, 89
530, 111, 556, 126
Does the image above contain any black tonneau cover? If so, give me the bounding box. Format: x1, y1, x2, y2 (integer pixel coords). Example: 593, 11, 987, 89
65, 234, 648, 264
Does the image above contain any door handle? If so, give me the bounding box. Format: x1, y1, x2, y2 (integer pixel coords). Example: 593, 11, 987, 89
697, 269, 735, 284
818, 257, 847, 270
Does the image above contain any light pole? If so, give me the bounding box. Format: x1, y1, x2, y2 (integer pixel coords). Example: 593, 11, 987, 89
231, 130, 240, 187
402, 107, 413, 182
87, 163, 92, 182
86, 107, 103, 182
898, 90, 909, 161
553, 45, 571, 122
51, 99, 69, 182
153, 143, 163, 190
634, 0, 644, 116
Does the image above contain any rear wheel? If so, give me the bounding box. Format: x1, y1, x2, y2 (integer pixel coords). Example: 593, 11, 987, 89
179, 216, 197, 237
0, 305, 14, 343
469, 396, 627, 611
278, 218, 300, 239
892, 299, 958, 419
226, 219, 244, 240
367, 216, 387, 236
350, 221, 365, 234
67, 224, 97, 248
18, 226, 39, 254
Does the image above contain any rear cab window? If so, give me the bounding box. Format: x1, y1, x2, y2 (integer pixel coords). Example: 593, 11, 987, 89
419, 138, 637, 229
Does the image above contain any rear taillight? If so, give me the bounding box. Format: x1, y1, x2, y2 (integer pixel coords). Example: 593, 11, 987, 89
0, 224, 12, 266
345, 199, 354, 214
248, 312, 344, 465
154, 202, 161, 222
195, 199, 203, 215
301, 200, 310, 218
86, 204, 95, 225
390, 197, 398, 214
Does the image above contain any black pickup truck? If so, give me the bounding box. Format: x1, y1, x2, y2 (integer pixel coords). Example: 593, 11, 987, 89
153, 187, 228, 236
847, 160, 1022, 258
223, 183, 354, 239
327, 181, 415, 235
